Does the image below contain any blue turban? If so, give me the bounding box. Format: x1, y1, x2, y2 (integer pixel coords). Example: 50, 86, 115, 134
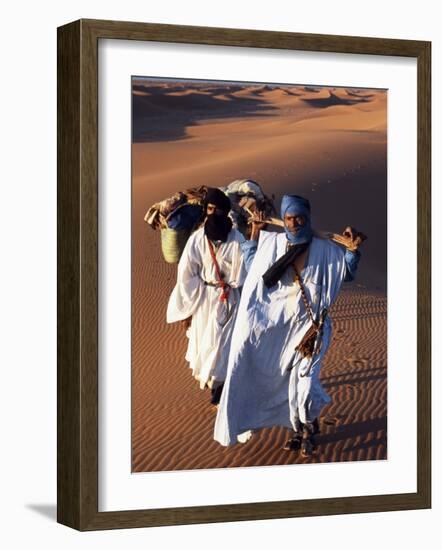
280, 194, 313, 244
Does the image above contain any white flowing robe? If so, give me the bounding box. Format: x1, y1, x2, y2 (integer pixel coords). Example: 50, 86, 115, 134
167, 227, 247, 389
214, 231, 348, 446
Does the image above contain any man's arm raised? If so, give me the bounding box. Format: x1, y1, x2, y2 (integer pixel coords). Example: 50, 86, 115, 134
241, 211, 267, 272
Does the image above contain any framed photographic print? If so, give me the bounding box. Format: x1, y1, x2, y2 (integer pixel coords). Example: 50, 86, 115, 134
57, 19, 431, 530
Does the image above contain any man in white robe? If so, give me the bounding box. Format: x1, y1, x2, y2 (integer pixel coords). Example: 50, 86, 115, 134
167, 188, 247, 404
214, 194, 362, 455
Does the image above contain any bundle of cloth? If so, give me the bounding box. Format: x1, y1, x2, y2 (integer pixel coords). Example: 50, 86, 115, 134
220, 179, 276, 239
144, 180, 276, 263
144, 186, 207, 232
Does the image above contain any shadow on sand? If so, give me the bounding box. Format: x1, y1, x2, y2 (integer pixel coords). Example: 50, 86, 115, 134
316, 416, 387, 446
302, 91, 373, 109
132, 84, 278, 142
321, 366, 387, 389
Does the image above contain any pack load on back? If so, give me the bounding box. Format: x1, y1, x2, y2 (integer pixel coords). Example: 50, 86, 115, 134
144, 180, 276, 264
144, 186, 207, 263
221, 179, 276, 239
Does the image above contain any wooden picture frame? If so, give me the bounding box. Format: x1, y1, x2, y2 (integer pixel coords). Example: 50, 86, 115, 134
57, 18, 431, 531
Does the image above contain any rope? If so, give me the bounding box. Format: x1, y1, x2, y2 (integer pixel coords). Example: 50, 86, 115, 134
206, 238, 230, 303
293, 267, 317, 329
293, 265, 329, 375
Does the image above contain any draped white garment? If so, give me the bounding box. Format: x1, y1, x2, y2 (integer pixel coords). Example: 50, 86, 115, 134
214, 231, 348, 446
167, 227, 247, 389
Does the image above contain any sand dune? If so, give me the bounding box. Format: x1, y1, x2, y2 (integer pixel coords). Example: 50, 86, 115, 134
131, 81, 387, 472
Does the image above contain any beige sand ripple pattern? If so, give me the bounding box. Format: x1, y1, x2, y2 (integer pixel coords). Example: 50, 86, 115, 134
132, 286, 387, 471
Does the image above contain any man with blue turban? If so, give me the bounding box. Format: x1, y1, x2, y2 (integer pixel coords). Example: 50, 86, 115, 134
214, 194, 363, 456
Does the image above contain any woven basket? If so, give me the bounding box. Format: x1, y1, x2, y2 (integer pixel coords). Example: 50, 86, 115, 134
160, 227, 191, 264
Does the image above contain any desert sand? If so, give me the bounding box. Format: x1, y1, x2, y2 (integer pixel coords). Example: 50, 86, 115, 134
131, 80, 387, 471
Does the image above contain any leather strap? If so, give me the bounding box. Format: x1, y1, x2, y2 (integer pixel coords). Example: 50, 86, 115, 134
206, 238, 230, 302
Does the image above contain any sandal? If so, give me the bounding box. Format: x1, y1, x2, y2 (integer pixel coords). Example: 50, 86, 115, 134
300, 437, 314, 457
300, 423, 316, 457
283, 432, 303, 451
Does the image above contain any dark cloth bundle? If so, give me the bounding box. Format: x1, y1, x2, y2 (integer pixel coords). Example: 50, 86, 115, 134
262, 242, 309, 288
167, 204, 204, 230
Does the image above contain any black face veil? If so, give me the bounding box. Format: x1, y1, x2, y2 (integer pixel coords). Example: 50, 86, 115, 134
203, 188, 233, 242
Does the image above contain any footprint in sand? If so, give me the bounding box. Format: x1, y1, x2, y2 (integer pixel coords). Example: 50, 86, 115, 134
347, 357, 369, 369
322, 416, 339, 426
